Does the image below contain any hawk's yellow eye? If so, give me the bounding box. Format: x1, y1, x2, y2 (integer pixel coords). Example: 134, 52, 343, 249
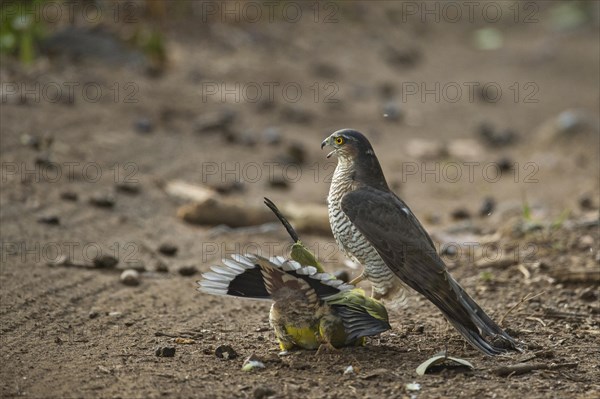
335, 137, 344, 145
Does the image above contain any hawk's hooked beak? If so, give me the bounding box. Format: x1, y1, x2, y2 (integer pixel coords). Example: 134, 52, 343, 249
321, 137, 335, 158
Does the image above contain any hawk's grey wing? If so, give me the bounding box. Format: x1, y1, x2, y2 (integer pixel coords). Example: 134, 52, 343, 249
341, 186, 518, 355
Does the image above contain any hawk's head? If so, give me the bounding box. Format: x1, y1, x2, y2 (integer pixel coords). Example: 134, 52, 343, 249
321, 129, 388, 190
321, 129, 375, 160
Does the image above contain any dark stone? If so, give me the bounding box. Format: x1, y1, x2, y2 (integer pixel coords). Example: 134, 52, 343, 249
155, 346, 176, 357
115, 182, 141, 194
239, 131, 258, 147
215, 344, 237, 360
178, 265, 198, 276
34, 154, 53, 168
89, 193, 115, 208
88, 310, 100, 319
154, 260, 169, 273
382, 101, 403, 122
311, 62, 340, 78
93, 254, 119, 269
451, 208, 471, 221
385, 46, 421, 68
37, 215, 60, 225
268, 176, 289, 190
194, 110, 237, 133
580, 287, 598, 302
158, 243, 178, 257
379, 82, 396, 100
253, 386, 275, 399
60, 191, 78, 201
285, 142, 306, 165
579, 195, 595, 210
441, 244, 458, 257
134, 118, 153, 134
263, 128, 282, 145
212, 181, 245, 195
496, 157, 514, 172
477, 122, 518, 147
479, 197, 496, 217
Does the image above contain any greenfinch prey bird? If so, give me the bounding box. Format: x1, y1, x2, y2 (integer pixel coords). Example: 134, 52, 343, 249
197, 199, 390, 352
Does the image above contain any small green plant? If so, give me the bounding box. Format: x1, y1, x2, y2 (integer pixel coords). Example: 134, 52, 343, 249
480, 271, 494, 282
0, 0, 46, 65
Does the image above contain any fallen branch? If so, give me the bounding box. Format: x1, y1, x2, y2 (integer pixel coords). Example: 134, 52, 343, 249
550, 269, 600, 284
492, 362, 578, 377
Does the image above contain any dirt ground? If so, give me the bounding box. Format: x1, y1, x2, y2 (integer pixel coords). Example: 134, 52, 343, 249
1, 1, 599, 398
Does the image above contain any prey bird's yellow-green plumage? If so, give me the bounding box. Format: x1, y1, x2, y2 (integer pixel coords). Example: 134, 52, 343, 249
197, 199, 391, 352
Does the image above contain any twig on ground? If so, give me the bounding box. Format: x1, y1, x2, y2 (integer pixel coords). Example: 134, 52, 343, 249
492, 362, 578, 377
499, 291, 545, 326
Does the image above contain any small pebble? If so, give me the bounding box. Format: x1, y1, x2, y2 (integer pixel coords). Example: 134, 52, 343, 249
158, 243, 178, 257
239, 131, 258, 147
385, 46, 421, 68
382, 101, 403, 122
579, 287, 598, 302
497, 157, 514, 172
286, 142, 306, 164
178, 265, 198, 276
134, 118, 153, 134
578, 235, 594, 250
37, 215, 60, 225
441, 244, 458, 257
263, 127, 282, 145
155, 346, 176, 357
120, 269, 140, 286
379, 82, 396, 100
212, 181, 245, 195
88, 310, 100, 319
253, 386, 275, 399
115, 182, 140, 195
215, 345, 237, 360
89, 193, 115, 208
579, 195, 594, 210
344, 365, 355, 375
311, 62, 339, 78
154, 260, 169, 273
478, 122, 518, 147
451, 208, 471, 221
194, 109, 237, 133
93, 254, 119, 269
479, 197, 496, 217
60, 191, 78, 201
268, 176, 290, 190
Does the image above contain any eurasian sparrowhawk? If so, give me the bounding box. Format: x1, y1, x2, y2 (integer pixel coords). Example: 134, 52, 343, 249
321, 129, 520, 355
